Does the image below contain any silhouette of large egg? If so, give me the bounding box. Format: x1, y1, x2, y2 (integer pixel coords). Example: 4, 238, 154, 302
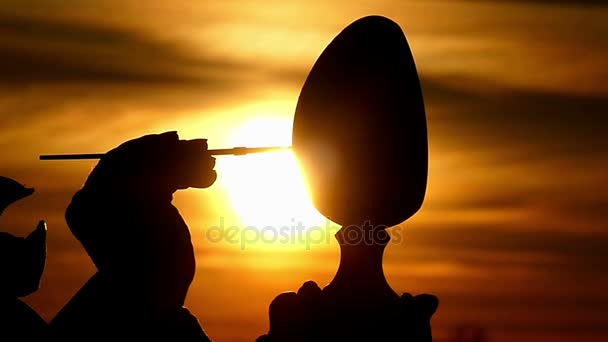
293, 16, 427, 228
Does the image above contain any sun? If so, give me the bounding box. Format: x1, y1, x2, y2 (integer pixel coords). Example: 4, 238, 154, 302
215, 116, 329, 242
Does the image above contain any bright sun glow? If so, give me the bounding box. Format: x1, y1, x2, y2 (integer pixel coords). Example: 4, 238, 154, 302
216, 115, 328, 237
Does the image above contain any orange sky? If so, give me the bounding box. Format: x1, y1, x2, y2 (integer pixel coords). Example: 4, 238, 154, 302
1, 1, 607, 341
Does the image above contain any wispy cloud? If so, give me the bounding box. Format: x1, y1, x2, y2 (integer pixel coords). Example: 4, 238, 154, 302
0, 14, 248, 86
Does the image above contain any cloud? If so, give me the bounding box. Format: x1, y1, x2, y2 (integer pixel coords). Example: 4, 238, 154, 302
467, 0, 608, 6
0, 13, 248, 86
402, 223, 607, 268
0, 13, 247, 146
421, 75, 608, 156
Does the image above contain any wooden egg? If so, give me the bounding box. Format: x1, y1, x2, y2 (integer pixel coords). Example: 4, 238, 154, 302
292, 16, 428, 228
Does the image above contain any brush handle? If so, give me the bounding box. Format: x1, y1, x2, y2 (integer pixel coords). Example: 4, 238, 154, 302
39, 146, 290, 160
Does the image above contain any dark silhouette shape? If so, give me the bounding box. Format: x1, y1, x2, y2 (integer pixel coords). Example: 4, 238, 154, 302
49, 131, 216, 341
293, 16, 427, 228
0, 176, 47, 340
259, 16, 437, 341
0, 176, 35, 215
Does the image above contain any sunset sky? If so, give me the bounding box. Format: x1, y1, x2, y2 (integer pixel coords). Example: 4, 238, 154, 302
0, 1, 607, 341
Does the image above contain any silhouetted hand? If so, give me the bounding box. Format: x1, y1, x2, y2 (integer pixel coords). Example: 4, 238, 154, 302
0, 176, 34, 215
400, 292, 439, 342
258, 281, 439, 342
0, 177, 47, 341
83, 131, 217, 197
51, 132, 214, 341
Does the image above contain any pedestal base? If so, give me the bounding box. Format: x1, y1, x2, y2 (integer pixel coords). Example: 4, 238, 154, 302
257, 224, 438, 341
